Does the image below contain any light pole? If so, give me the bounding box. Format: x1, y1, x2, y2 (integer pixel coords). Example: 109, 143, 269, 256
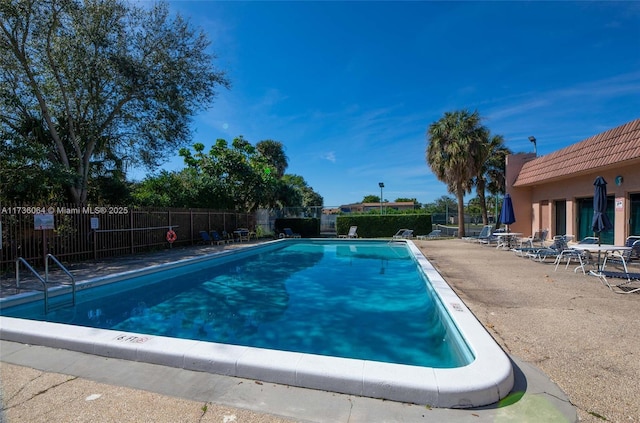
528, 136, 537, 156
378, 182, 384, 215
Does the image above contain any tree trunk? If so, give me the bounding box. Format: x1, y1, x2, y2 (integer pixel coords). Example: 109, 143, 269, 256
477, 179, 489, 225
456, 189, 466, 238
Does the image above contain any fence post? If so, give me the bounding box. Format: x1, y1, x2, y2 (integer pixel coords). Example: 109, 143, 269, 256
168, 209, 172, 249
130, 210, 134, 255
42, 229, 47, 268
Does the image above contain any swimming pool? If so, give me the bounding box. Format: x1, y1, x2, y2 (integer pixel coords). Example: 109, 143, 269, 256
0, 239, 514, 407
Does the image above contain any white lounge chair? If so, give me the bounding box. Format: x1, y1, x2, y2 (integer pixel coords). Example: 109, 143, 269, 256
527, 236, 568, 262
418, 229, 441, 240
595, 252, 640, 293
520, 229, 548, 248
554, 236, 598, 274
392, 229, 414, 239
603, 238, 640, 269
463, 225, 493, 243
339, 226, 358, 238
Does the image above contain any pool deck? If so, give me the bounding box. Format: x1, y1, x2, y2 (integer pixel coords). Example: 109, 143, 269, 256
3, 238, 635, 421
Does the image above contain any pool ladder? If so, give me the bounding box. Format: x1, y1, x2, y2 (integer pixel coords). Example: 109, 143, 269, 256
15, 254, 76, 314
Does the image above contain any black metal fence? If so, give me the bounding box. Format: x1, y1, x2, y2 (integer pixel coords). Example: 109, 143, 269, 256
0, 204, 255, 271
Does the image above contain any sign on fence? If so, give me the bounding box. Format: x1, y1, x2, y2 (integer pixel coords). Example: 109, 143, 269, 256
34, 214, 55, 230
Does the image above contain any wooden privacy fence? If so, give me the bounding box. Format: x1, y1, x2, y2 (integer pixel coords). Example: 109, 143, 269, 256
0, 205, 255, 271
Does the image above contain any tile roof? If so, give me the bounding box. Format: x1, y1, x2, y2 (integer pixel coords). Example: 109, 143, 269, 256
513, 118, 640, 186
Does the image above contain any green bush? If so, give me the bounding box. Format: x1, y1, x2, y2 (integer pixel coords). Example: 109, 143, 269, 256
336, 215, 432, 238
275, 218, 320, 237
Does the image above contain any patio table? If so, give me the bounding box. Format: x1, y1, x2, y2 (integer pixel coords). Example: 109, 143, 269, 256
571, 244, 632, 272
493, 232, 522, 249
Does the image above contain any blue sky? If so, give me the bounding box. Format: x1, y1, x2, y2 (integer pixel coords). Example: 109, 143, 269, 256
142, 1, 640, 207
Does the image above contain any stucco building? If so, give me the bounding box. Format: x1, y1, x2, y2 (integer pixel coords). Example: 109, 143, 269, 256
506, 118, 640, 245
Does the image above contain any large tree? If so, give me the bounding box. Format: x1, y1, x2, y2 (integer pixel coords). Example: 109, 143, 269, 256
0, 0, 229, 204
423, 195, 456, 214
175, 137, 314, 212
426, 110, 487, 237
281, 174, 323, 209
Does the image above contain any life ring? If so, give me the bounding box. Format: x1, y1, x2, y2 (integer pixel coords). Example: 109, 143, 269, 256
166, 229, 177, 243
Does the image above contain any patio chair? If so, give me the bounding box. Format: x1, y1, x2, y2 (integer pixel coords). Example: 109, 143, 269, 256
235, 228, 251, 242
339, 226, 358, 238
199, 230, 213, 245
554, 236, 598, 274
480, 227, 503, 246
594, 254, 640, 293
527, 235, 568, 262
392, 229, 414, 239
210, 230, 227, 245
283, 227, 301, 238
417, 230, 441, 240
222, 230, 237, 243
519, 229, 548, 248
603, 238, 640, 269
462, 225, 492, 243
513, 230, 554, 257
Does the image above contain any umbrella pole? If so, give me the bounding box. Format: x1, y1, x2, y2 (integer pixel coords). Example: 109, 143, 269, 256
597, 232, 602, 271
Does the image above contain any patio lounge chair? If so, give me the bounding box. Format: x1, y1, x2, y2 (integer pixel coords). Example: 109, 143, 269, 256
222, 230, 234, 242
603, 238, 640, 269
199, 230, 213, 245
235, 228, 251, 242
339, 226, 358, 238
526, 236, 568, 262
519, 229, 549, 248
513, 232, 564, 257
392, 229, 414, 239
418, 229, 441, 240
283, 227, 301, 238
210, 230, 227, 245
594, 254, 640, 293
462, 225, 492, 243
480, 227, 503, 246
553, 236, 599, 274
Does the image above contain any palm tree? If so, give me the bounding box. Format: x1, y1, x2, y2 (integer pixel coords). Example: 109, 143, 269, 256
473, 132, 511, 225
256, 140, 288, 178
426, 110, 486, 237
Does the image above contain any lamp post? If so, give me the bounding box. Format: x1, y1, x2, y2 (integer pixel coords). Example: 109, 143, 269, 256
378, 182, 384, 215
528, 136, 537, 156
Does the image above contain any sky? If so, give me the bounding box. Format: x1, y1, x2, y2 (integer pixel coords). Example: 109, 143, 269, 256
137, 1, 640, 207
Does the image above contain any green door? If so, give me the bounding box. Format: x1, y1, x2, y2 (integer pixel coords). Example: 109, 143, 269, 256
577, 196, 614, 244
630, 193, 640, 236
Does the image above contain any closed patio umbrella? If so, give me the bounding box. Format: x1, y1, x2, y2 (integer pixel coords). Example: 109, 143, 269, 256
592, 176, 613, 245
592, 176, 613, 270
499, 193, 516, 247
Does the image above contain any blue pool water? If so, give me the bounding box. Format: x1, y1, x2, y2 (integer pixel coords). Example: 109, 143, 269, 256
1, 240, 473, 368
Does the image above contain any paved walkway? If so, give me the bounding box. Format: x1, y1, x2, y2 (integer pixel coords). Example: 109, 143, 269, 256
2, 238, 636, 422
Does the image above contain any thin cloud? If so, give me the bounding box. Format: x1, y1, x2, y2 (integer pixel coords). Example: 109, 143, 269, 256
322, 151, 336, 163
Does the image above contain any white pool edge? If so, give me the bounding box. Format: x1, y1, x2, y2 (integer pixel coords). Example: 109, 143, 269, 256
0, 239, 514, 408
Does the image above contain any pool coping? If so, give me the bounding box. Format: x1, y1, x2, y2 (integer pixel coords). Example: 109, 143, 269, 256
0, 239, 514, 408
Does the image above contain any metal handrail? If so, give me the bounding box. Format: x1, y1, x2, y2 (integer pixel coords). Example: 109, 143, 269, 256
15, 255, 76, 314
46, 254, 76, 308
16, 258, 48, 314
